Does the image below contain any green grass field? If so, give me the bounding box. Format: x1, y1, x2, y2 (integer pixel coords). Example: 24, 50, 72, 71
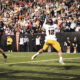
0, 52, 80, 80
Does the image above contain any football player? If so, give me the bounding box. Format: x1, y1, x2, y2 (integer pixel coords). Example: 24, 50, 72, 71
31, 18, 64, 64
0, 26, 7, 62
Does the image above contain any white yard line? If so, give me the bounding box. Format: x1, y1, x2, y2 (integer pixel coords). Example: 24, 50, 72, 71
0, 57, 80, 65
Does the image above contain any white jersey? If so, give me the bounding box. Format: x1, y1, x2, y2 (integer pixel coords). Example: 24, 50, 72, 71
43, 19, 60, 42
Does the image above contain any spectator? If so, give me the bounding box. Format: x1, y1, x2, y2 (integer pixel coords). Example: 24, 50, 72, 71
35, 35, 41, 51
19, 35, 24, 52
0, 0, 80, 35
6, 35, 13, 52
72, 37, 77, 53
70, 19, 76, 32
24, 36, 29, 52
66, 37, 71, 53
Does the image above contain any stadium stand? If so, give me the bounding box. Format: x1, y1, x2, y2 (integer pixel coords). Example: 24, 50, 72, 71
0, 0, 80, 52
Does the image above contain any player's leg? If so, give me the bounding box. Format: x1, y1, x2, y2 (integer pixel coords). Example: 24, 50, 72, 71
0, 48, 7, 61
31, 48, 44, 60
31, 43, 49, 60
52, 41, 64, 64
73, 46, 77, 53
67, 46, 70, 53
57, 50, 64, 64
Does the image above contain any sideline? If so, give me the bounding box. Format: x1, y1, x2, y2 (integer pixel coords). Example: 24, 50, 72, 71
0, 57, 80, 65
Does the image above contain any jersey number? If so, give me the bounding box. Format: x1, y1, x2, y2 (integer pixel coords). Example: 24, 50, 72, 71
48, 30, 54, 35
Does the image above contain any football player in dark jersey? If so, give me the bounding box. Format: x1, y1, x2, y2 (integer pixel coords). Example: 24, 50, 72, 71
0, 24, 7, 62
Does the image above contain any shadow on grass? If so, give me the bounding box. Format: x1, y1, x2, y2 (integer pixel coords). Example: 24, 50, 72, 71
0, 64, 80, 80
9, 62, 80, 70
65, 61, 80, 64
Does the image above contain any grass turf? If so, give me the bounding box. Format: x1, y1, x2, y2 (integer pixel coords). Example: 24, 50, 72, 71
0, 52, 80, 80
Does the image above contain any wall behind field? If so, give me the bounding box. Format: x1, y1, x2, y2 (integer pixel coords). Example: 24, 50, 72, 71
1, 32, 80, 52
56, 32, 80, 52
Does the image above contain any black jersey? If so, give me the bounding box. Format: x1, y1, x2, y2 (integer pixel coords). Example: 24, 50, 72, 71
66, 40, 71, 46
72, 40, 77, 47
0, 27, 4, 48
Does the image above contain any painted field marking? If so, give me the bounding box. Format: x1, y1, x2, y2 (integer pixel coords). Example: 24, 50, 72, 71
0, 57, 80, 65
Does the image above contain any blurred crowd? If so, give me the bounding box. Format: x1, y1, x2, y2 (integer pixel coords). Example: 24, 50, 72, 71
0, 0, 80, 35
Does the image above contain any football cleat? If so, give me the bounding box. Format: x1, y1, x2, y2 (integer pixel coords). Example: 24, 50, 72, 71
4, 56, 7, 62
31, 55, 37, 60
31, 56, 34, 60
59, 60, 65, 65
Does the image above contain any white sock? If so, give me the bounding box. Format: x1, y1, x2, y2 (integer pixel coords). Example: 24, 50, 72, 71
74, 51, 76, 53
67, 51, 70, 53
33, 52, 39, 57
59, 57, 63, 61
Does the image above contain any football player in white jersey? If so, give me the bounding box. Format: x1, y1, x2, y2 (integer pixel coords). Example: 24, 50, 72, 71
31, 18, 64, 64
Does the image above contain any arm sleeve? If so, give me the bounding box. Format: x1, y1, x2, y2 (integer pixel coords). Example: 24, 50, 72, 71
43, 19, 47, 29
